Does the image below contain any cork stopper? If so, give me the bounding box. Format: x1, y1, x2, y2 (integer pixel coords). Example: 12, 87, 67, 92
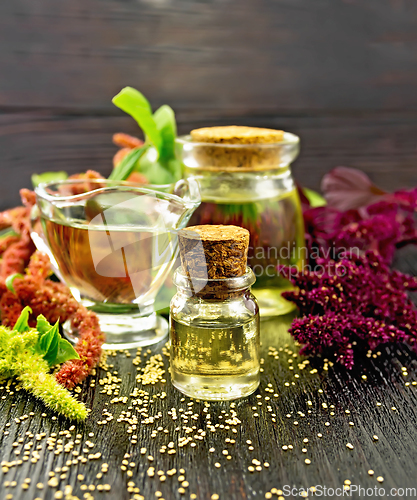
190, 126, 284, 144
188, 126, 285, 170
178, 225, 250, 279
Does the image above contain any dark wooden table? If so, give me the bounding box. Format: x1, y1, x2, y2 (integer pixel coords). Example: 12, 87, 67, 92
1, 246, 417, 500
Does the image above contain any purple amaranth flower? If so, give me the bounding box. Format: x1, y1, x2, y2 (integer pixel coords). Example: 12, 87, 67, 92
334, 212, 401, 263
280, 251, 417, 368
388, 188, 417, 211
292, 168, 417, 368
303, 187, 417, 266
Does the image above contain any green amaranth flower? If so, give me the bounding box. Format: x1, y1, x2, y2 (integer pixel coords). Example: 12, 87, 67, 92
0, 306, 87, 420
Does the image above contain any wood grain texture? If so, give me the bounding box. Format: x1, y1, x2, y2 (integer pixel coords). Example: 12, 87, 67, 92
2, 0, 417, 114
1, 0, 417, 210
1, 111, 416, 211
1, 247, 417, 499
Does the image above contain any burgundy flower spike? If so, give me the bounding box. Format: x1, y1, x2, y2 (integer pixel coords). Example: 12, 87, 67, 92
279, 252, 417, 369
280, 252, 417, 369
283, 167, 417, 369
304, 167, 417, 265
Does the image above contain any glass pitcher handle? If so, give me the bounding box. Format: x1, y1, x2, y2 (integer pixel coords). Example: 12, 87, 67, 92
29, 204, 61, 274
173, 178, 201, 204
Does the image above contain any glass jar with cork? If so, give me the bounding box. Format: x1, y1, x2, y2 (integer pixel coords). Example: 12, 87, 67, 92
170, 224, 260, 400
176, 126, 305, 317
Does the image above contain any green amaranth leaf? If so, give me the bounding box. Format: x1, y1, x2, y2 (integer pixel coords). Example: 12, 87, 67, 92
108, 146, 149, 181
0, 314, 86, 420
153, 104, 176, 161
112, 87, 162, 153
111, 88, 183, 184
54, 338, 80, 365
0, 227, 18, 240
136, 154, 176, 185
36, 319, 79, 367
38, 321, 60, 366
13, 306, 32, 333
32, 171, 68, 188
5, 273, 23, 294
303, 187, 327, 208
36, 314, 52, 336
165, 158, 183, 182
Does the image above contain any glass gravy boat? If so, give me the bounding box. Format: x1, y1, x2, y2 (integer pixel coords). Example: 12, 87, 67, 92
32, 178, 200, 349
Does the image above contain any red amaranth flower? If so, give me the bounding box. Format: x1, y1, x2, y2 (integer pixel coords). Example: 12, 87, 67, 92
0, 190, 105, 388
55, 308, 103, 389
0, 251, 104, 387
0, 191, 36, 280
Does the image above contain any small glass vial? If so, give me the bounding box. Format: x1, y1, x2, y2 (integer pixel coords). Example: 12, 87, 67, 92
170, 224, 260, 400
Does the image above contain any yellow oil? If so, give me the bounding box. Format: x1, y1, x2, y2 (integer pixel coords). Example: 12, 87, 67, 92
170, 315, 260, 400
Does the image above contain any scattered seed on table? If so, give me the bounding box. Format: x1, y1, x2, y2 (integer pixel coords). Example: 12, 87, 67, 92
48, 478, 59, 488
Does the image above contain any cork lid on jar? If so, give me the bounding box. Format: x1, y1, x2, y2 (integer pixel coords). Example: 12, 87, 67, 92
186, 125, 288, 170
190, 126, 284, 145
178, 224, 250, 279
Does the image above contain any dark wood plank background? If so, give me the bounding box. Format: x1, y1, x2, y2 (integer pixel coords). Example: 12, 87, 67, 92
1, 4, 417, 498
1, 0, 417, 210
